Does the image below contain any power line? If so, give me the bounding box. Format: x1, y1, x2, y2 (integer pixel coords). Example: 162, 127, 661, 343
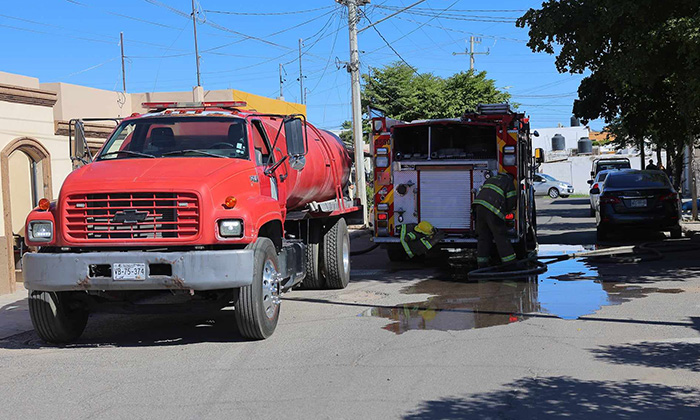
64, 0, 181, 30
360, 10, 418, 75
203, 6, 334, 16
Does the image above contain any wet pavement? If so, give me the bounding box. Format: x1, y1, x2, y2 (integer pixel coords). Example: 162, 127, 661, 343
358, 244, 687, 334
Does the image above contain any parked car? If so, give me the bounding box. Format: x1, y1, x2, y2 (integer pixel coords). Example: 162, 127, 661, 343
593, 170, 681, 240
534, 173, 574, 198
587, 169, 631, 216
590, 157, 631, 180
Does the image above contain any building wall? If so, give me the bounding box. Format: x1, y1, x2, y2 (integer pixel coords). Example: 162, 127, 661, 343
538, 154, 647, 194
42, 82, 134, 121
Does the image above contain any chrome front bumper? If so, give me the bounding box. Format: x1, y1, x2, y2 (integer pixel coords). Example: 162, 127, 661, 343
23, 250, 255, 292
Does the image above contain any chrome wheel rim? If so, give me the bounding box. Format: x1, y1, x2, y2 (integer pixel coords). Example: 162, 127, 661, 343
261, 259, 280, 319
549, 189, 558, 198
342, 233, 350, 276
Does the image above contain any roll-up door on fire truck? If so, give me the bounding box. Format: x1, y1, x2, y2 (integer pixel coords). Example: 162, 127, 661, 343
419, 170, 472, 229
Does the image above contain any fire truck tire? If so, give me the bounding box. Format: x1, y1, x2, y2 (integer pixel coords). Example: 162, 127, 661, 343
548, 188, 560, 199
28, 291, 88, 344
234, 238, 280, 340
322, 218, 351, 289
386, 245, 410, 262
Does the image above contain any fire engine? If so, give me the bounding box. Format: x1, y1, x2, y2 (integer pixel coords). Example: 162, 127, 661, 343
22, 101, 361, 342
371, 103, 538, 261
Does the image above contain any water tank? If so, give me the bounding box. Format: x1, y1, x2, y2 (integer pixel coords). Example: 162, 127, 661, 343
551, 133, 566, 151
578, 137, 593, 155
570, 116, 580, 127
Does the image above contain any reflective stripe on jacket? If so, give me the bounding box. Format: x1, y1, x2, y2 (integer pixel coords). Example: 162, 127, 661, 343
474, 173, 517, 219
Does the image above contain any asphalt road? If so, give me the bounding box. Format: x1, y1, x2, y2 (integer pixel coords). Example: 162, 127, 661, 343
1, 197, 699, 419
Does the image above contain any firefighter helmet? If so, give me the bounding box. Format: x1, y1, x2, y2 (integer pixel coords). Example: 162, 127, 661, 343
415, 221, 435, 235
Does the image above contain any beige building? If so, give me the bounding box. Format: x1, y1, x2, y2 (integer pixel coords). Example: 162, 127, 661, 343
0, 71, 305, 295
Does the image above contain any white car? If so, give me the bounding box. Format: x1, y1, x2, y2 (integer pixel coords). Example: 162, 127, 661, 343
588, 169, 630, 216
534, 173, 574, 198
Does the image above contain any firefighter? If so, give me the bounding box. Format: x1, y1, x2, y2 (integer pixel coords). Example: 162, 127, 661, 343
398, 221, 444, 258
473, 172, 518, 268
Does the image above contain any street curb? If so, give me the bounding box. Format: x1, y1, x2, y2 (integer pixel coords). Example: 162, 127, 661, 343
0, 285, 32, 340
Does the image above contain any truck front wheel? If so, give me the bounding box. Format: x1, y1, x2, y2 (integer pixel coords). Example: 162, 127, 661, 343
28, 291, 88, 344
322, 218, 351, 289
234, 238, 280, 339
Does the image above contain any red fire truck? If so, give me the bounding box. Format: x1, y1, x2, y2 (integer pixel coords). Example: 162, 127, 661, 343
371, 103, 538, 261
23, 101, 360, 342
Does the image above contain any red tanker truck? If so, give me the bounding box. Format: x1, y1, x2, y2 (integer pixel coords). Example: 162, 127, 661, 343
22, 101, 361, 342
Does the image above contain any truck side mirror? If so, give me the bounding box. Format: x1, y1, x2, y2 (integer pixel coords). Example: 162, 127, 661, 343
587, 180, 593, 185
284, 117, 307, 158
534, 148, 544, 164
533, 130, 540, 137
70, 119, 91, 169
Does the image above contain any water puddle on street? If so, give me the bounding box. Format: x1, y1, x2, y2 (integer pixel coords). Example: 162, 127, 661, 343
359, 244, 683, 334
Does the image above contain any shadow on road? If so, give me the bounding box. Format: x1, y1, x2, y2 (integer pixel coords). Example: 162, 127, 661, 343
403, 376, 700, 420
590, 338, 700, 372
0, 308, 250, 350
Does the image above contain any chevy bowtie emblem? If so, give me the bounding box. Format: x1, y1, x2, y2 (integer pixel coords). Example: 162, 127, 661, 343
111, 209, 149, 224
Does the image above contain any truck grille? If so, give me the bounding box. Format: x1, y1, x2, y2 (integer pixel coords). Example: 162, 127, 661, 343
64, 192, 199, 241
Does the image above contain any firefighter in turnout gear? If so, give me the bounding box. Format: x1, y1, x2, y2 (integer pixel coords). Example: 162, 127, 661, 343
473, 172, 518, 268
398, 221, 445, 258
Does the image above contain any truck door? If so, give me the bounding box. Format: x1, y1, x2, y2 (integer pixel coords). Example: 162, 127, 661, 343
251, 120, 287, 212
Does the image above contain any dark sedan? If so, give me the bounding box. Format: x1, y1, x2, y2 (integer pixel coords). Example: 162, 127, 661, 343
592, 170, 682, 240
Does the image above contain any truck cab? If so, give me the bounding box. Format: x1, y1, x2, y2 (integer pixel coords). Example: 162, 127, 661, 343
23, 101, 359, 343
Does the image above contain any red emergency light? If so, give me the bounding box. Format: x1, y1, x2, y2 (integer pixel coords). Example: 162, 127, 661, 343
142, 101, 248, 110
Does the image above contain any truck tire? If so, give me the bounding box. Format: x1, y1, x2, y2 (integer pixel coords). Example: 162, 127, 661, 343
322, 218, 351, 289
28, 291, 88, 344
386, 244, 410, 262
234, 238, 280, 340
300, 221, 325, 290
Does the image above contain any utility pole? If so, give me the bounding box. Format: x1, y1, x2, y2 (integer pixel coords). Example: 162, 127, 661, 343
339, 0, 369, 226
278, 63, 285, 100
452, 36, 490, 71
298, 38, 305, 104
119, 32, 126, 93
191, 0, 201, 87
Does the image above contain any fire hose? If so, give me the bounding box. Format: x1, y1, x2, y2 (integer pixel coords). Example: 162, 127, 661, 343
467, 238, 700, 280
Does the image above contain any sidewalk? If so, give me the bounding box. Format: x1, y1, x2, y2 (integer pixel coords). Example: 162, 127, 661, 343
0, 283, 32, 340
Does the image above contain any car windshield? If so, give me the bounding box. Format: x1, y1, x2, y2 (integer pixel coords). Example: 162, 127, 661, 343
97, 116, 249, 160
597, 161, 630, 172
596, 172, 610, 182
540, 174, 557, 182
605, 171, 670, 189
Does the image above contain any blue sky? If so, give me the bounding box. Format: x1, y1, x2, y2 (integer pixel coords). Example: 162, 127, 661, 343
0, 0, 602, 131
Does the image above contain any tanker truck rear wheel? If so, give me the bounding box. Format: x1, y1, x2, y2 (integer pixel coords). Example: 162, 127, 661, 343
234, 238, 280, 340
322, 218, 351, 289
300, 221, 325, 290
28, 291, 88, 344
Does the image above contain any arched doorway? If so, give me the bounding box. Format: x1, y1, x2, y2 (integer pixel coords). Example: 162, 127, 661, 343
1, 138, 53, 294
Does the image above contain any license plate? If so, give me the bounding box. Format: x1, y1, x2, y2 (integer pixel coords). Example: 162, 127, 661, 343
112, 263, 146, 281
630, 199, 647, 208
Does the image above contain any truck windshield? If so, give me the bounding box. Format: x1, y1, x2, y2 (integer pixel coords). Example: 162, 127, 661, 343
597, 160, 630, 172
97, 116, 249, 160
393, 123, 497, 160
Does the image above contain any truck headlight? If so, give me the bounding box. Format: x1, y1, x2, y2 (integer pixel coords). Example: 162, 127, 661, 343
28, 221, 53, 242
218, 219, 243, 237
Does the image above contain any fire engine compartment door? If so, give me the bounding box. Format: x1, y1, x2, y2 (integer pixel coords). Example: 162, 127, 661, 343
419, 169, 472, 230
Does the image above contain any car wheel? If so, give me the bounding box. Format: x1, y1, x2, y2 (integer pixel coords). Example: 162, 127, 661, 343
596, 225, 609, 241
548, 188, 560, 199
670, 226, 682, 239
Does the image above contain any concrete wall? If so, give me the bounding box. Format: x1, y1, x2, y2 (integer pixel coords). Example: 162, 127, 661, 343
0, 71, 40, 89
538, 154, 645, 194
41, 82, 133, 121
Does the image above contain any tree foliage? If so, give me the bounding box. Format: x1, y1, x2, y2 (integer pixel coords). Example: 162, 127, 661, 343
361, 63, 512, 121
517, 1, 700, 183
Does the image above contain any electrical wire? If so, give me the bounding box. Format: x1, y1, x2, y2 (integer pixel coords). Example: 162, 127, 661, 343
204, 6, 334, 16
360, 10, 418, 75
64, 0, 181, 30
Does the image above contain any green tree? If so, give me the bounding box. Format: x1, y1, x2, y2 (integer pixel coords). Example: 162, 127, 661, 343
361, 63, 511, 121
517, 1, 700, 184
